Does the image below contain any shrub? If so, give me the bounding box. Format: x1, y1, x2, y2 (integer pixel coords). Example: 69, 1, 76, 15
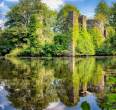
76, 29, 95, 55
97, 34, 116, 55
54, 34, 70, 49
88, 28, 104, 51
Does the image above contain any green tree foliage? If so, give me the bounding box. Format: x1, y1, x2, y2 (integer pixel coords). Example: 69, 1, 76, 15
81, 102, 90, 110
76, 29, 95, 55
95, 13, 106, 23
109, 3, 116, 31
39, 34, 70, 56
18, 14, 41, 56
54, 34, 69, 49
53, 34, 70, 55
88, 28, 104, 50
0, 1, 115, 56
97, 34, 116, 55
0, 27, 27, 56
1, 0, 56, 56
55, 4, 79, 33
5, 0, 41, 28
107, 26, 115, 38
95, 1, 110, 23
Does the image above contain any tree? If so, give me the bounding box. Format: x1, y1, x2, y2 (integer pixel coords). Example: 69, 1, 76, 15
88, 27, 104, 50
76, 29, 95, 55
0, 26, 28, 56
95, 13, 106, 23
109, 3, 116, 31
3, 0, 56, 56
26, 14, 41, 56
5, 0, 41, 28
5, 0, 56, 40
95, 1, 110, 24
97, 34, 116, 55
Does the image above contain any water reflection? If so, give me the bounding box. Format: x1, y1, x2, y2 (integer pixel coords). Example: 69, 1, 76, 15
0, 57, 115, 110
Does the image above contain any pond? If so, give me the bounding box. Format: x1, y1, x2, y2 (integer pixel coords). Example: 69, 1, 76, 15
0, 57, 115, 110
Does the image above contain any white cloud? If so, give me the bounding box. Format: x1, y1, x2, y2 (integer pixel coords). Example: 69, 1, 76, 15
0, 2, 5, 8
42, 0, 64, 10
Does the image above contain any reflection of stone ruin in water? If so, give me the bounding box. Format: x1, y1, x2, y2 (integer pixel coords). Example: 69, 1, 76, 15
54, 57, 106, 106
53, 58, 80, 106
0, 57, 114, 110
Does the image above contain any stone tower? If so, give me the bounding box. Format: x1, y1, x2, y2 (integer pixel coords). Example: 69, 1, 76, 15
78, 15, 87, 30
66, 11, 79, 56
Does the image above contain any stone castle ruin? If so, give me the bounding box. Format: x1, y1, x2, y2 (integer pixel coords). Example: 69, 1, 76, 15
87, 19, 107, 37
78, 15, 107, 37
66, 11, 107, 56
78, 15, 87, 30
66, 11, 79, 56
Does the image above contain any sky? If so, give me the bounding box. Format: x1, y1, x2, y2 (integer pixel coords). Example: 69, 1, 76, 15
0, 0, 115, 28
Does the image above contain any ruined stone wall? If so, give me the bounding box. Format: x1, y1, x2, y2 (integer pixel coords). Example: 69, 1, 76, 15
66, 11, 79, 56
87, 19, 105, 36
78, 16, 107, 38
66, 11, 107, 56
78, 15, 87, 30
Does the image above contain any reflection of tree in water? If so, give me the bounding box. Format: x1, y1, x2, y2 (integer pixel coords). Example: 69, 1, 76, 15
0, 58, 58, 110
81, 101, 90, 110
0, 57, 114, 110
53, 57, 105, 107
97, 57, 116, 110
53, 58, 79, 106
